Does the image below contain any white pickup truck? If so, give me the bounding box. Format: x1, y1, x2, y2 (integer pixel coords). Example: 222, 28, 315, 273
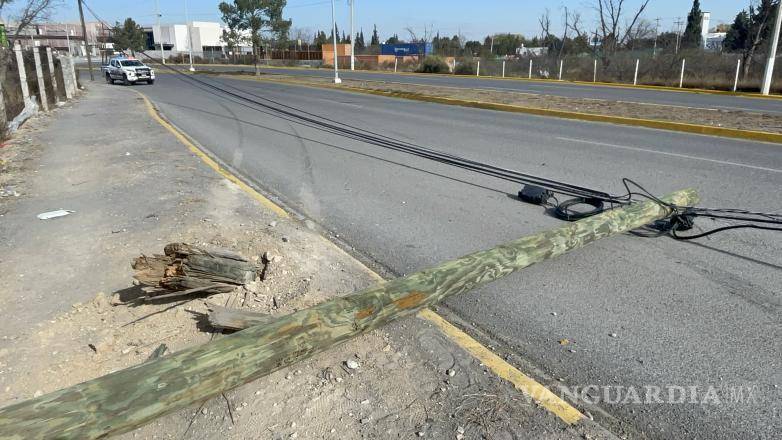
104, 58, 155, 85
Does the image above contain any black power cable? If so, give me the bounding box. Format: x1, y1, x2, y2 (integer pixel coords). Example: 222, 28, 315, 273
83, 0, 782, 241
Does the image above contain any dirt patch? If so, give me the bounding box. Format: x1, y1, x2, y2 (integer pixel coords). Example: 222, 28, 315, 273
232, 73, 782, 135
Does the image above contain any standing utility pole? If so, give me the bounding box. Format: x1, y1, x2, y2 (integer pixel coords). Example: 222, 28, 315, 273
331, 0, 341, 83
77, 0, 94, 81
185, 0, 195, 71
652, 17, 661, 57
674, 18, 684, 54
349, 0, 355, 71
155, 0, 165, 64
761, 0, 782, 95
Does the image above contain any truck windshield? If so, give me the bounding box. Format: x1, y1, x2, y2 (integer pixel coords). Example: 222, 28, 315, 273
119, 61, 144, 67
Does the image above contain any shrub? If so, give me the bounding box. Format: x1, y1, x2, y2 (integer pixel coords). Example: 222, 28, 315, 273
417, 56, 449, 74
454, 60, 476, 75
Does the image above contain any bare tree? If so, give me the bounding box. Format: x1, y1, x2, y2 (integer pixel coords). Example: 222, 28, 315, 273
404, 23, 433, 43
539, 8, 552, 41
627, 18, 655, 50
593, 0, 651, 64
292, 28, 313, 47
558, 6, 569, 59
3, 0, 61, 38
742, 0, 775, 79
0, 0, 60, 78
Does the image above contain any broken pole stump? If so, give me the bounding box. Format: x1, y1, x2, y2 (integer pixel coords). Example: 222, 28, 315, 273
0, 189, 699, 439
132, 242, 261, 299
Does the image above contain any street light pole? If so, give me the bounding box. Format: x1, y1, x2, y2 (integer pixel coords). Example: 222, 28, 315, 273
349, 0, 355, 71
185, 0, 195, 71
155, 0, 165, 64
761, 0, 782, 95
331, 0, 341, 83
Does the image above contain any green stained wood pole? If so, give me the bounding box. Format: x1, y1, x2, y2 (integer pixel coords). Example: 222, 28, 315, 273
0, 189, 698, 439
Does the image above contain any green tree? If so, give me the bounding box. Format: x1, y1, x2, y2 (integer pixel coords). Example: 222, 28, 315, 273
355, 29, 365, 51
313, 30, 328, 48
681, 0, 703, 49
111, 18, 146, 56
219, 1, 245, 62
370, 24, 380, 46
724, 10, 750, 52
218, 0, 291, 76
464, 40, 481, 56
386, 34, 400, 44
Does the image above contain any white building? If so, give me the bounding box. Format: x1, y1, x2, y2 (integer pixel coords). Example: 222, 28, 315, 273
705, 33, 726, 51
153, 21, 227, 54
516, 45, 548, 57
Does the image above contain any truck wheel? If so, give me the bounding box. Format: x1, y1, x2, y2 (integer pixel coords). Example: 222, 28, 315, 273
123, 74, 133, 86
105, 73, 113, 84
147, 80, 154, 85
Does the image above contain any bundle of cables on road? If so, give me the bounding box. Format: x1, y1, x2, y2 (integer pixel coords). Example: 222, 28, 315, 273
125, 47, 782, 241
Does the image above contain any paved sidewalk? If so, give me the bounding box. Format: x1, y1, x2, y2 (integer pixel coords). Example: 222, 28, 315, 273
0, 83, 615, 439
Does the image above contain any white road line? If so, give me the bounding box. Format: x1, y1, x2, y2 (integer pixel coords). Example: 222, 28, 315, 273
556, 137, 782, 174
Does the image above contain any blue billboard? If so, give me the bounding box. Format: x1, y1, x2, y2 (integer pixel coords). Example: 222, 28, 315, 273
380, 43, 433, 56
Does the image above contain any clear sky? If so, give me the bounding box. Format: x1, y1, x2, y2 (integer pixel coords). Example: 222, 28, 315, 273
41, 0, 743, 41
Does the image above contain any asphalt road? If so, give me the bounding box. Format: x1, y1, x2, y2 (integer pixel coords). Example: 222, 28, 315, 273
185, 63, 782, 115
133, 73, 781, 439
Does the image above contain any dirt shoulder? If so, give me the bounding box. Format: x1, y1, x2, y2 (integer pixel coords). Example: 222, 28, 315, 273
218, 72, 782, 135
0, 83, 615, 439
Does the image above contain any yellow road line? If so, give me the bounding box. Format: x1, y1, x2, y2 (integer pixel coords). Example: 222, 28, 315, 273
136, 91, 289, 218
137, 86, 584, 426
418, 309, 584, 425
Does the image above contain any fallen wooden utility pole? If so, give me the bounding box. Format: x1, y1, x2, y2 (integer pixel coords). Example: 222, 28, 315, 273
0, 189, 698, 439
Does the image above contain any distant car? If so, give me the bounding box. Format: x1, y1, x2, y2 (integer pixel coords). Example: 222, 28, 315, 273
105, 58, 155, 85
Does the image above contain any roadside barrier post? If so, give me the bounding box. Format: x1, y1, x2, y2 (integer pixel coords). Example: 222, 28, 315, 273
733, 58, 741, 92
13, 42, 30, 103
502, 60, 505, 78
33, 46, 49, 112
593, 59, 597, 82
558, 59, 563, 80
65, 56, 74, 99
45, 47, 60, 103
528, 59, 533, 79
679, 58, 686, 88
633, 59, 640, 85
62, 56, 76, 99
394, 57, 397, 73
477, 59, 480, 77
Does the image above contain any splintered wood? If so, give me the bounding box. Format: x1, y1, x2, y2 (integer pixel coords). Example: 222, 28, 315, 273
132, 243, 262, 300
